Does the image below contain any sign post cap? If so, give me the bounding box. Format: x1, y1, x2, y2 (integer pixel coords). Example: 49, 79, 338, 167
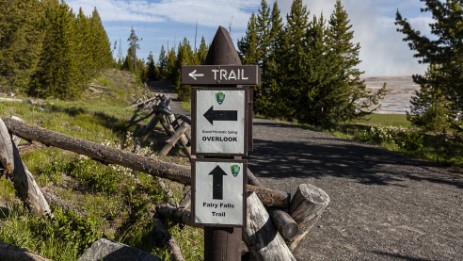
205, 26, 242, 66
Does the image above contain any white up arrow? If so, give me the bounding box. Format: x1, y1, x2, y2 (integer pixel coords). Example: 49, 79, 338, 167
189, 70, 204, 80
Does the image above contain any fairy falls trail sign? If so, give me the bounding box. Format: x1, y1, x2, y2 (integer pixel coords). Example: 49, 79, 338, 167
192, 159, 246, 227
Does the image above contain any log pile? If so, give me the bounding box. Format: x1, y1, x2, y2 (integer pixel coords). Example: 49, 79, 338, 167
0, 116, 330, 260
128, 94, 192, 160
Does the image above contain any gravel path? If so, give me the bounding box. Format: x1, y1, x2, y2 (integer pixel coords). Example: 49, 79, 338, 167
250, 119, 463, 261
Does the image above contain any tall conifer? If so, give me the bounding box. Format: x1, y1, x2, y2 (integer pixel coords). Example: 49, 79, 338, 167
396, 0, 463, 131
30, 0, 80, 99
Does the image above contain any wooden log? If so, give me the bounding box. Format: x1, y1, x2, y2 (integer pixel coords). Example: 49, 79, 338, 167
159, 117, 191, 160
11, 140, 52, 217
0, 118, 51, 216
246, 169, 298, 241
155, 204, 193, 227
247, 184, 289, 209
140, 114, 162, 142
2, 118, 288, 208
0, 241, 52, 261
289, 184, 330, 251
243, 192, 296, 261
153, 218, 185, 261
10, 116, 23, 146
0, 119, 14, 176
270, 208, 299, 241
174, 114, 191, 125
159, 122, 190, 157
3, 117, 192, 185
178, 186, 191, 209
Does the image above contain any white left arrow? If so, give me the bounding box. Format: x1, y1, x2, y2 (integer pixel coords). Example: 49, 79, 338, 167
189, 70, 204, 80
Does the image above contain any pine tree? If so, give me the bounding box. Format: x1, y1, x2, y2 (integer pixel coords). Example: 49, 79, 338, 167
166, 47, 177, 82
146, 52, 157, 81
89, 8, 113, 72
123, 27, 140, 73
407, 65, 452, 132
196, 36, 208, 65
319, 0, 385, 125
238, 13, 259, 64
278, 0, 310, 118
256, 1, 285, 116
175, 38, 194, 100
0, 0, 45, 92
396, 0, 463, 131
158, 45, 168, 80
256, 0, 271, 66
75, 8, 93, 84
29, 0, 81, 99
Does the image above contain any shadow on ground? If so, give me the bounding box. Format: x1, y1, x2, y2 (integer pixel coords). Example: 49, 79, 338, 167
249, 121, 463, 189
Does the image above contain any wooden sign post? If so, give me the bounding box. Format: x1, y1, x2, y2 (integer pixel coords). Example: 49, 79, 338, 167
182, 26, 260, 261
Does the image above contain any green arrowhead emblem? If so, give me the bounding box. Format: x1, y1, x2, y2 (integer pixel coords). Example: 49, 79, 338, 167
216, 91, 225, 105
230, 164, 240, 177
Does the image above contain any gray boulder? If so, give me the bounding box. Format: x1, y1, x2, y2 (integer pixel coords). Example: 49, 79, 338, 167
78, 238, 162, 261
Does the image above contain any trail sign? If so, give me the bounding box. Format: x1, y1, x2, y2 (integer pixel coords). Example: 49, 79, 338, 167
192, 87, 250, 156
181, 65, 260, 85
192, 159, 247, 227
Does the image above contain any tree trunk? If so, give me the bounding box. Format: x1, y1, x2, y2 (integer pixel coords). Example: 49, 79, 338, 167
289, 184, 330, 251
243, 192, 296, 261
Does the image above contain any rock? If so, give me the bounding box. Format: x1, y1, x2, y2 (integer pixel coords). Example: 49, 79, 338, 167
78, 238, 162, 261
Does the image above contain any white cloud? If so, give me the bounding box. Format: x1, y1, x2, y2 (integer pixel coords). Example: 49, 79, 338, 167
67, 0, 259, 28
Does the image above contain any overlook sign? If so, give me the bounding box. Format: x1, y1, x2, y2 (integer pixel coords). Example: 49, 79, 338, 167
181, 65, 260, 85
192, 87, 250, 156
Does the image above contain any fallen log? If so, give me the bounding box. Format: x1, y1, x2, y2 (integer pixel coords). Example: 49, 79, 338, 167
0, 119, 14, 176
0, 241, 52, 261
2, 118, 289, 208
243, 192, 296, 261
0, 118, 51, 216
289, 184, 330, 251
3, 117, 192, 185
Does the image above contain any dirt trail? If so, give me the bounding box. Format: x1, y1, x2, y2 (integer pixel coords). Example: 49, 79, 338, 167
250, 119, 463, 261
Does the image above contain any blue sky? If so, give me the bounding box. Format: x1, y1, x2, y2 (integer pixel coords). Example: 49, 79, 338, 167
67, 0, 432, 76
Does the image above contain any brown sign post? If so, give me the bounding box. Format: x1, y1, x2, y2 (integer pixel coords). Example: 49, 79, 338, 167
182, 26, 260, 261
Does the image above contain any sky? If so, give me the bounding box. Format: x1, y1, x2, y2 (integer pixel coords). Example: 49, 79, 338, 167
67, 0, 433, 77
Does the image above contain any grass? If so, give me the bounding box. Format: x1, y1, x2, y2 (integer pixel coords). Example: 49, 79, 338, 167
334, 113, 463, 167
352, 113, 411, 128
0, 69, 203, 261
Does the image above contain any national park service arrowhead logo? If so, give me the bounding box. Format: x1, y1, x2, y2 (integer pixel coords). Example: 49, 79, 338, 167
216, 91, 225, 105
230, 164, 240, 177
